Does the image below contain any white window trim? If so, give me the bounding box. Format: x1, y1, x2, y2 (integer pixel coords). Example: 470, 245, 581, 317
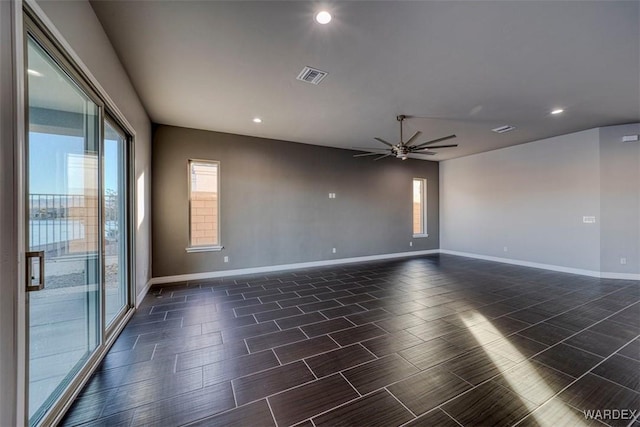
186, 245, 224, 253
187, 159, 221, 251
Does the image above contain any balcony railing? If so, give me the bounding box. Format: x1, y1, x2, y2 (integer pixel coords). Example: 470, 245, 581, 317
29, 193, 120, 258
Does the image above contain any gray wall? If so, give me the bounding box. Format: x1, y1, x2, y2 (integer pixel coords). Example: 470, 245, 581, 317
1, 1, 18, 424
599, 123, 640, 274
441, 124, 640, 275
37, 0, 153, 297
153, 125, 439, 277
440, 128, 602, 272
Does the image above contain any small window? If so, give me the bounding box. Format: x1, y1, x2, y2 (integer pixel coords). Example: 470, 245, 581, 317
187, 160, 221, 251
413, 178, 427, 237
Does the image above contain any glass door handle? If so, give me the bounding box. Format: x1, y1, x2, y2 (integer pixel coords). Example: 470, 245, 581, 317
26, 251, 45, 292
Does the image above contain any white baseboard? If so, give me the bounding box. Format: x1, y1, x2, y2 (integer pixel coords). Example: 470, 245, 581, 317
600, 271, 640, 280
135, 279, 154, 307
147, 248, 638, 288
149, 249, 440, 285
439, 249, 639, 281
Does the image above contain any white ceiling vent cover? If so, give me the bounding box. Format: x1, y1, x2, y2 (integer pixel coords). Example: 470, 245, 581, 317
492, 125, 516, 134
296, 66, 328, 85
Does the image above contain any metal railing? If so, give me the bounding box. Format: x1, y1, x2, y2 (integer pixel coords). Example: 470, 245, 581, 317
29, 193, 120, 257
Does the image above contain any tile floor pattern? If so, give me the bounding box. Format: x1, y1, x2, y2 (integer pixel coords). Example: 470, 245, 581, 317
61, 254, 640, 427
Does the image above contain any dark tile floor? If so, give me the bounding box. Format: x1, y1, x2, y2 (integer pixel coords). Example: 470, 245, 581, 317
61, 254, 640, 427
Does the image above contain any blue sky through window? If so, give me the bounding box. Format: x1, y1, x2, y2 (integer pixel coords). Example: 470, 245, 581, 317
29, 132, 119, 195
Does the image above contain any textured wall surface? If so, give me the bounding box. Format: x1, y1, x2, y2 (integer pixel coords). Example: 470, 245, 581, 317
441, 124, 640, 275
152, 125, 439, 277
599, 123, 640, 274
440, 128, 602, 272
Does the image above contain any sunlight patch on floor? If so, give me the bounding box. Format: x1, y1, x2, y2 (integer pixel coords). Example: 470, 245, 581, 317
459, 311, 588, 426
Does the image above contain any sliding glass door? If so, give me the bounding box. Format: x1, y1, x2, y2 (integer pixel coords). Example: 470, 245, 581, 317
26, 34, 101, 425
25, 20, 133, 426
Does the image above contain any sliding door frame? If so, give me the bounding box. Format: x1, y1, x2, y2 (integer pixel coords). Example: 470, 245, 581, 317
24, 19, 105, 426
103, 113, 135, 335
17, 1, 138, 425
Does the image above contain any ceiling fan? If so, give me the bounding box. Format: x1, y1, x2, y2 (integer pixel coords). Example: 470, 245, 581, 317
353, 115, 457, 160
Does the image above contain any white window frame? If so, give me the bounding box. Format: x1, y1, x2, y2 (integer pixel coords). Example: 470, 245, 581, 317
413, 178, 428, 238
186, 159, 223, 252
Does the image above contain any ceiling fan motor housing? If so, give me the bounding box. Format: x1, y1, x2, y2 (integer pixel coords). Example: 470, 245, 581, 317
395, 145, 409, 159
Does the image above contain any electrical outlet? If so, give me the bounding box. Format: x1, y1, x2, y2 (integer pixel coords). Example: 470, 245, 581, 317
583, 216, 596, 224
332, 248, 336, 254
223, 256, 229, 263
409, 241, 413, 247
503, 246, 508, 252
328, 193, 336, 199
620, 257, 627, 265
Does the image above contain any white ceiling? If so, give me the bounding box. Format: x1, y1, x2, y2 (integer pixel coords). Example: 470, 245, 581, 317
90, 1, 640, 160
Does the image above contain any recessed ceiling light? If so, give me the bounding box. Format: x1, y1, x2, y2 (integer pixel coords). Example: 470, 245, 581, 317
27, 69, 43, 77
315, 11, 332, 25
551, 108, 564, 115
252, 117, 262, 123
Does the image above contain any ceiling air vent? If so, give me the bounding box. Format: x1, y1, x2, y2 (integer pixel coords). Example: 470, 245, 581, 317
296, 66, 328, 85
492, 125, 516, 134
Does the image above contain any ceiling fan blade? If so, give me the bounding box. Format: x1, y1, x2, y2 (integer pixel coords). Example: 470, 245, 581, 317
413, 144, 458, 151
407, 153, 436, 159
374, 137, 394, 147
404, 131, 422, 146
410, 134, 457, 149
352, 147, 388, 151
353, 152, 386, 158
373, 153, 392, 161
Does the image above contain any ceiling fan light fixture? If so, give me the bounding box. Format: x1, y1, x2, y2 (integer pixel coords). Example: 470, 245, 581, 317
352, 115, 458, 161
395, 145, 410, 159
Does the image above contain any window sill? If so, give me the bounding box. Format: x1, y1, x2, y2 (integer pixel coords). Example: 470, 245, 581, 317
412, 234, 429, 239
186, 245, 224, 253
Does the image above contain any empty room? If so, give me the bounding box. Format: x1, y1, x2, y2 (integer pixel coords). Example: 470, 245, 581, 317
1, 0, 639, 426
